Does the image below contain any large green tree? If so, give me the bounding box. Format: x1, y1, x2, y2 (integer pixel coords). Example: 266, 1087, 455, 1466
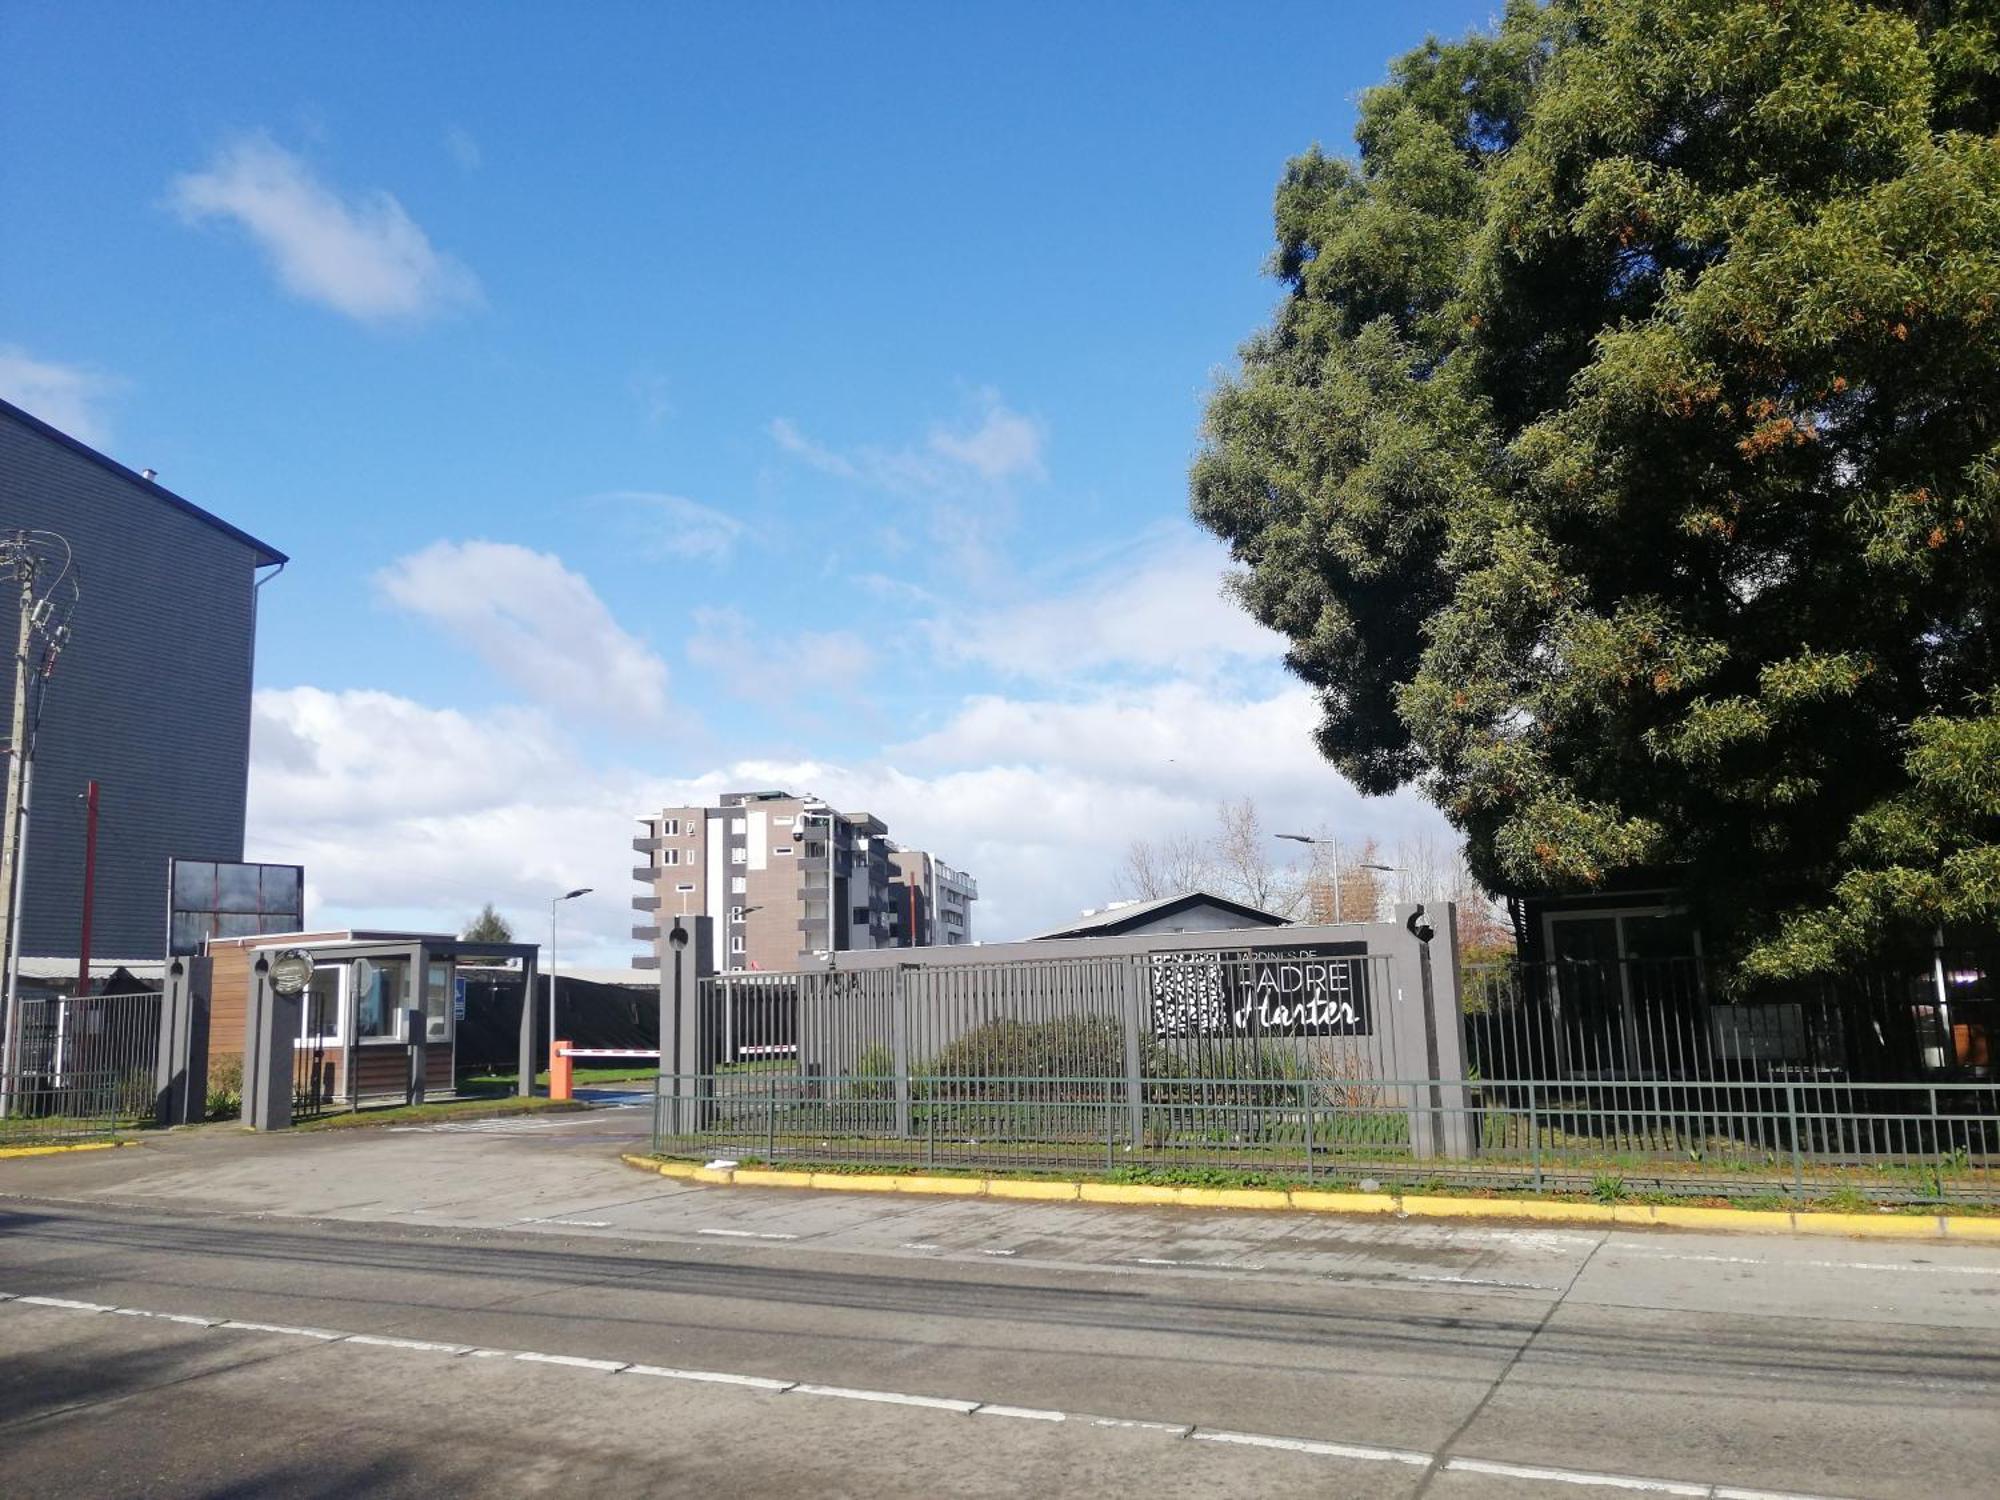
1192, 0, 2000, 975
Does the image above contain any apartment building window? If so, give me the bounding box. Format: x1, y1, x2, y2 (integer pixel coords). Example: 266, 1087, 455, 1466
731, 876, 747, 894
730, 847, 747, 865
662, 818, 680, 837
731, 934, 745, 954
729, 905, 745, 924
773, 845, 792, 856
661, 848, 680, 866
730, 817, 747, 834
675, 882, 695, 893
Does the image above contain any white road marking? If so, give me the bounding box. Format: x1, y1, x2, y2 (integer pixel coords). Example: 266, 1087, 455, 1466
344, 1334, 471, 1354
114, 1308, 222, 1327
1128, 1258, 1267, 1273
1091, 1416, 1192, 1436
1445, 1457, 1710, 1493
1402, 1272, 1561, 1291
515, 1352, 628, 1372
1617, 1249, 2000, 1278
623, 1364, 794, 1392
790, 1384, 980, 1414
17, 1296, 113, 1313
976, 1404, 1065, 1422
697, 1228, 799, 1241
220, 1320, 342, 1340
899, 1242, 941, 1251
1194, 1430, 1430, 1465
519, 1217, 613, 1228
978, 1248, 1018, 1257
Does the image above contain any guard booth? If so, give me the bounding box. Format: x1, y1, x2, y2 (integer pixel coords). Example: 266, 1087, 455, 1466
200, 929, 539, 1114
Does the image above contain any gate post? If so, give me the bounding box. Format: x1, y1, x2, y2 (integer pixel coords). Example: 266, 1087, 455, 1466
242, 954, 300, 1131
892, 966, 912, 1138
660, 915, 716, 1136
1382, 902, 1473, 1160
154, 956, 211, 1127
406, 1009, 426, 1106
1121, 955, 1146, 1148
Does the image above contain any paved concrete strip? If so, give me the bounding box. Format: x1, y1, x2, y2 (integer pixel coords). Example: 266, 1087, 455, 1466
790, 1383, 982, 1414
0, 1290, 1868, 1498
1193, 1429, 1431, 1465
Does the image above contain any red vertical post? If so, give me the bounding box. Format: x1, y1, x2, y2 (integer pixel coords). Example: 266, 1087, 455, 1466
76, 779, 96, 997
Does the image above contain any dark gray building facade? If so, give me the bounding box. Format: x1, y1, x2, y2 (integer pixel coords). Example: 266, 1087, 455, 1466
0, 398, 284, 963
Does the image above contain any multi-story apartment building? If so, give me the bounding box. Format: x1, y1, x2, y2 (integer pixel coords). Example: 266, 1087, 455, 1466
631, 790, 976, 973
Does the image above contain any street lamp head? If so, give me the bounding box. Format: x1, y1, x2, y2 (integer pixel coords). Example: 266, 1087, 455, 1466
1274, 833, 1316, 844
559, 887, 591, 901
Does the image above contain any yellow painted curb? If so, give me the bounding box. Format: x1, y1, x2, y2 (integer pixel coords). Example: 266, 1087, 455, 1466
893, 1175, 983, 1197
1078, 1182, 1178, 1206
1792, 1211, 1946, 1238
1401, 1194, 1616, 1224
808, 1173, 901, 1193
1177, 1187, 1290, 1211
1289, 1190, 1397, 1215
1647, 1204, 1792, 1233
1943, 1216, 2000, 1240
732, 1168, 814, 1189
986, 1179, 1078, 1202
614, 1156, 2000, 1240
0, 1139, 130, 1160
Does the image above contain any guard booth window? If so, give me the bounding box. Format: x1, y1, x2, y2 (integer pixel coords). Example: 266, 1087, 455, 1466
354, 960, 410, 1039
423, 961, 452, 1043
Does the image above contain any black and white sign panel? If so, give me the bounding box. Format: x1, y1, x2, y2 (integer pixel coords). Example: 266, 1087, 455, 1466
1148, 944, 1372, 1038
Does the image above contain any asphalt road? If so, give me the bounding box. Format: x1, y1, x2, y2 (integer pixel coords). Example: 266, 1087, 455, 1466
2, 1108, 1997, 1498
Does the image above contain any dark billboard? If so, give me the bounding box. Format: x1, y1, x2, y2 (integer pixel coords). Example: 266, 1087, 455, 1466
166, 859, 306, 957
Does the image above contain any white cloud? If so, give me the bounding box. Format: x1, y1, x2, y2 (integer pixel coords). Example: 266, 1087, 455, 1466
928, 393, 1045, 482
247, 668, 1454, 963
599, 490, 745, 560
375, 540, 670, 727
686, 607, 873, 694
443, 124, 482, 171
767, 392, 1044, 495
0, 346, 119, 446
168, 134, 481, 324
940, 532, 1282, 680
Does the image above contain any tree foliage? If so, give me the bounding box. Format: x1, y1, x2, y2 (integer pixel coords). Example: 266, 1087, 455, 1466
462, 903, 514, 943
1192, 0, 2000, 974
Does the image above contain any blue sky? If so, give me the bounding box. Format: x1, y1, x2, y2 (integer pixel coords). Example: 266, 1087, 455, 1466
1, 1, 1493, 958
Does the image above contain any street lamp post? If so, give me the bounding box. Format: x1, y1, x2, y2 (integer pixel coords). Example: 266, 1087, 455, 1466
548, 887, 592, 1084
1274, 834, 1399, 923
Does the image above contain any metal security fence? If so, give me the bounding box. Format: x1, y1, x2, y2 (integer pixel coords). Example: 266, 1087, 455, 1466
1462, 951, 1997, 1086
651, 1071, 2000, 1203
0, 989, 161, 1144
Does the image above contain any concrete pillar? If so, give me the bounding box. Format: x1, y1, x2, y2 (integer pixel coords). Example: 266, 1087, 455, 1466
516, 950, 539, 1098
241, 955, 300, 1132
406, 1008, 426, 1106
1382, 902, 1473, 1159
154, 956, 211, 1127
659, 915, 715, 1136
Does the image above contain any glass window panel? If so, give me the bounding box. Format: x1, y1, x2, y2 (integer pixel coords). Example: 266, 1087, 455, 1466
424, 962, 451, 1043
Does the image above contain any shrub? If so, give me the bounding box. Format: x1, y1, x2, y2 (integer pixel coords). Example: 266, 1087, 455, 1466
205, 1056, 243, 1120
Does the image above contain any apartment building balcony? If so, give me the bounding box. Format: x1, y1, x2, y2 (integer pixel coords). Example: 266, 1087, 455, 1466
632, 865, 657, 882
633, 924, 661, 942
632, 954, 660, 970
632, 894, 661, 912
632, 835, 661, 853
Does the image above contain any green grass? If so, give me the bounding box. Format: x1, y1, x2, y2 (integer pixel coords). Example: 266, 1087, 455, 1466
294, 1095, 588, 1131
459, 1066, 659, 1089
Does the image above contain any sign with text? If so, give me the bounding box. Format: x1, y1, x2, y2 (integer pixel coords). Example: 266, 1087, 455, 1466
1148, 944, 1372, 1038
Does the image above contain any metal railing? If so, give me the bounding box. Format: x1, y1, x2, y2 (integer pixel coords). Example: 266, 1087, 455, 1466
1463, 951, 1996, 1086
0, 990, 161, 1144
650, 1069, 2000, 1203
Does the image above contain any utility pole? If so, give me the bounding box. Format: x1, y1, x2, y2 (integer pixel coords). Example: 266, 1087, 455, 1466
76, 779, 98, 998
0, 538, 36, 1109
